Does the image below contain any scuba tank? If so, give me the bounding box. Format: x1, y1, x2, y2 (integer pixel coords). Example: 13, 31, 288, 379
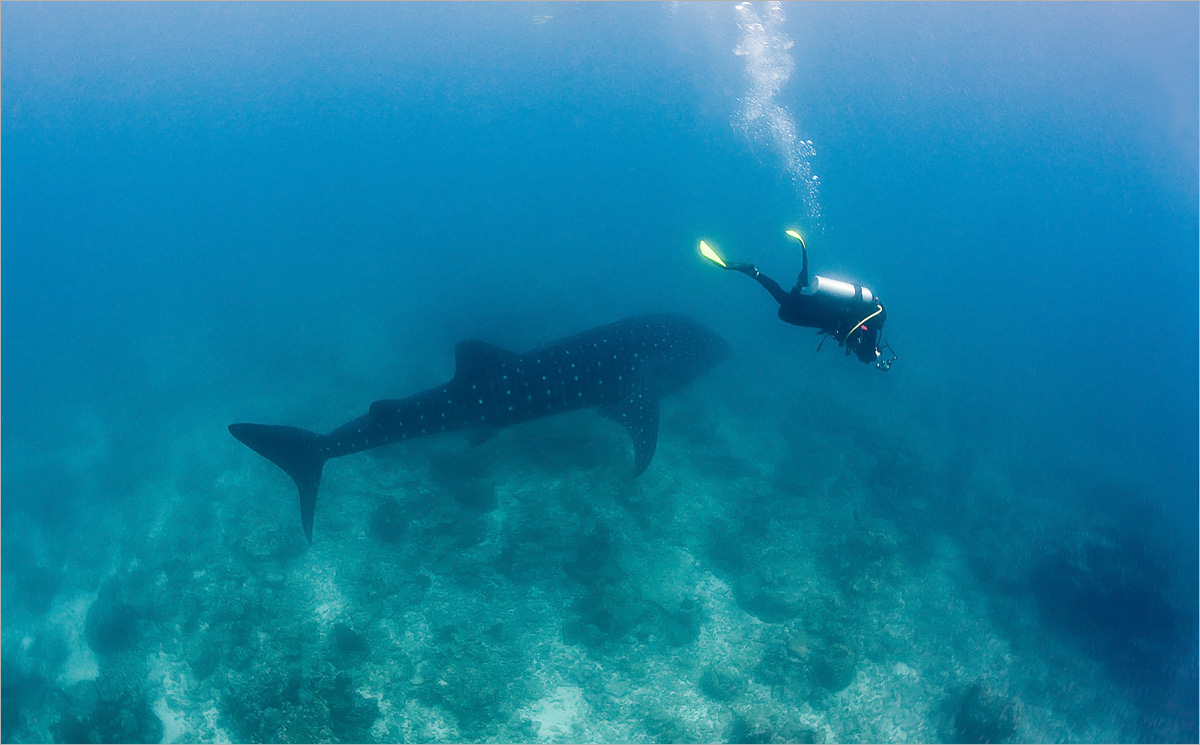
809, 275, 875, 304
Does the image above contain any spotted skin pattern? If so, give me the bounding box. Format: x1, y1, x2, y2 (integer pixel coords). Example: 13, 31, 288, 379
229, 314, 729, 542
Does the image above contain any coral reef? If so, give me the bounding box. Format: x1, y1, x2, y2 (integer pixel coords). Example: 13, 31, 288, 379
944, 683, 1020, 744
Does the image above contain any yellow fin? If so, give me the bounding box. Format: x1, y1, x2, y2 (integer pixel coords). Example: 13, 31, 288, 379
699, 240, 727, 268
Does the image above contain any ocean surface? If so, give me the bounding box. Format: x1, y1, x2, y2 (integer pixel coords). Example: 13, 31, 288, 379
2, 3, 1197, 743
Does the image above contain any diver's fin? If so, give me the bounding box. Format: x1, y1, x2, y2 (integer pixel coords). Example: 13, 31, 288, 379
600, 391, 661, 477
453, 340, 518, 383
785, 229, 806, 251
228, 423, 327, 543
699, 240, 729, 269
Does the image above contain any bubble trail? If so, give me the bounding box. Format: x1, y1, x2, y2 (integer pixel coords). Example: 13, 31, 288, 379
733, 1, 821, 224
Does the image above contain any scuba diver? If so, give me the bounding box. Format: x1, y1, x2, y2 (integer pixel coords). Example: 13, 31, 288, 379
700, 230, 897, 370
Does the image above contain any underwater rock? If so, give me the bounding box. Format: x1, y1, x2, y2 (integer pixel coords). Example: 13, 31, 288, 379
368, 496, 408, 544
332, 623, 370, 665
564, 531, 703, 649
650, 597, 702, 648
449, 514, 492, 549
565, 578, 701, 650
643, 706, 691, 744
53, 676, 164, 745
563, 523, 623, 587
755, 628, 858, 696
2, 660, 59, 743
358, 556, 430, 606
57, 696, 165, 745
725, 549, 824, 624
755, 628, 806, 690
190, 644, 221, 681
416, 618, 526, 738
324, 671, 379, 739
235, 518, 305, 563
426, 448, 499, 513
706, 520, 751, 574
223, 662, 378, 743
811, 642, 857, 693
733, 573, 807, 623
224, 665, 308, 743
948, 683, 1020, 744
567, 581, 648, 645
700, 662, 745, 702
729, 712, 824, 744
1031, 528, 1189, 689
84, 581, 142, 656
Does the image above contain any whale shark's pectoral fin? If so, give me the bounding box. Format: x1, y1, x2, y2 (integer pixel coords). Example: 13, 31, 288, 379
600, 391, 661, 478
454, 339, 518, 383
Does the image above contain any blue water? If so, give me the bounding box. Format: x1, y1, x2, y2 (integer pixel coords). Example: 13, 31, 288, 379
2, 2, 1196, 742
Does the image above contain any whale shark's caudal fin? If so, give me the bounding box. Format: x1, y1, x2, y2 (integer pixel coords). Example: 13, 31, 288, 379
228, 423, 327, 543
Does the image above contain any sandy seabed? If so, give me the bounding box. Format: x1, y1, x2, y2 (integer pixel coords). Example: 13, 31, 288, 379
2, 365, 1196, 744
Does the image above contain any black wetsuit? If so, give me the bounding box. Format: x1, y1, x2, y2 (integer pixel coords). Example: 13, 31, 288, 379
729, 248, 886, 364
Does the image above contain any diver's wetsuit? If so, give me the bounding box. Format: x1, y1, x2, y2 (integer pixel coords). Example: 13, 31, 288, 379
728, 247, 886, 364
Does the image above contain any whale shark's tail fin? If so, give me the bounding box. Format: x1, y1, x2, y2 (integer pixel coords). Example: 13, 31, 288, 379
228, 423, 327, 543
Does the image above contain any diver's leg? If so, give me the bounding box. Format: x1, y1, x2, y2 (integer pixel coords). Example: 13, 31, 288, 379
728, 263, 791, 306
755, 272, 791, 305
792, 247, 809, 291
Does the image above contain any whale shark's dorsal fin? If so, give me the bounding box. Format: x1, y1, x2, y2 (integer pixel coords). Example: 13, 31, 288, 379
454, 340, 517, 383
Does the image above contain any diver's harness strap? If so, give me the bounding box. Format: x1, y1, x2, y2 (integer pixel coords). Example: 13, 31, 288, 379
813, 303, 897, 371
841, 304, 885, 346
813, 303, 882, 354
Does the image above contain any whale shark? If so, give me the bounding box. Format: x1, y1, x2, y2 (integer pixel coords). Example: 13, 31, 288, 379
229, 313, 730, 542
